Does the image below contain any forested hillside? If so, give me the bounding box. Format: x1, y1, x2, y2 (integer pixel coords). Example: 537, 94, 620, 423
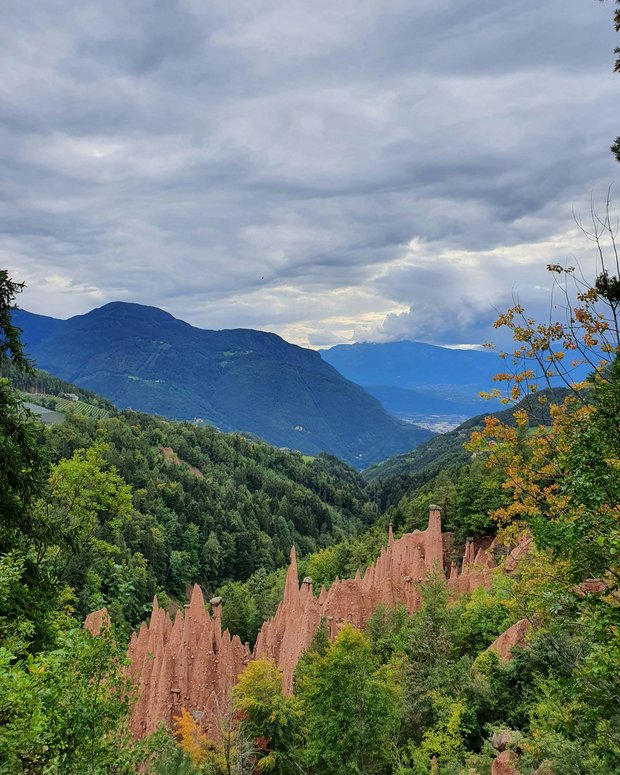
31, 407, 376, 627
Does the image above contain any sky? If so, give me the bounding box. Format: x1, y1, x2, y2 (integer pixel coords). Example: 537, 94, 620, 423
2, 0, 619, 349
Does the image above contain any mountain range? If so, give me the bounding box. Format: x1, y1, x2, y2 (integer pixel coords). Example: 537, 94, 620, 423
321, 340, 503, 426
14, 303, 433, 469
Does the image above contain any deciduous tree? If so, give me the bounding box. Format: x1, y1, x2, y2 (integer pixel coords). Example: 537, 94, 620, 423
233, 659, 301, 774
296, 624, 401, 775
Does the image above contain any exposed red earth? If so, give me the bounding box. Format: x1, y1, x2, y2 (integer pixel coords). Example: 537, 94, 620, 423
491, 750, 519, 775
161, 447, 205, 479
487, 618, 531, 662
87, 506, 529, 739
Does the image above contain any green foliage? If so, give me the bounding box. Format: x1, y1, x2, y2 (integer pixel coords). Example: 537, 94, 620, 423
519, 676, 613, 774
296, 624, 401, 775
452, 458, 507, 541
143, 728, 201, 775
0, 627, 193, 775
400, 577, 500, 771
219, 565, 289, 647
233, 659, 302, 774
35, 444, 141, 623
454, 579, 513, 656
367, 604, 412, 663
220, 581, 258, 646
368, 423, 529, 546
0, 553, 34, 653
43, 444, 133, 560
418, 693, 472, 764
0, 378, 48, 554
0, 271, 31, 372
0, 626, 139, 774
0, 274, 58, 652
404, 579, 464, 738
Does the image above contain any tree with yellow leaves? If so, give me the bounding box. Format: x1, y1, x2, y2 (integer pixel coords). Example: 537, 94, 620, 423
175, 708, 212, 767
232, 659, 302, 775
469, 228, 620, 770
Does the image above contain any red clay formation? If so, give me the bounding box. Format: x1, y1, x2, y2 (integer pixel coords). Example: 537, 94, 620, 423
487, 618, 531, 662
126, 586, 251, 739
491, 750, 519, 775
84, 607, 110, 636
100, 506, 516, 739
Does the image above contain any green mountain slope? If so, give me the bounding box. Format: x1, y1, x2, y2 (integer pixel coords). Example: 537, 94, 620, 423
14, 303, 432, 469
42, 409, 377, 621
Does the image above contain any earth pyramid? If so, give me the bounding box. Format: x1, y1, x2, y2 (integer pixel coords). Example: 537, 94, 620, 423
91, 506, 511, 739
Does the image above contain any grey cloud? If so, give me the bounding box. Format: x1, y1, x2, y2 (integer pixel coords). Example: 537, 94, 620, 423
1, 0, 619, 347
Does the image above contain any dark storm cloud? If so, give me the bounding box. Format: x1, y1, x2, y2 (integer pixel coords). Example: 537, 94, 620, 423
1, 0, 618, 346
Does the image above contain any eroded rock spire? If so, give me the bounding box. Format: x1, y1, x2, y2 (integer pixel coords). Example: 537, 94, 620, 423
102, 507, 499, 739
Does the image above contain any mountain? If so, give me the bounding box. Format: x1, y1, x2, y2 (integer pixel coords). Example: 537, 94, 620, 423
13, 303, 432, 469
321, 340, 503, 426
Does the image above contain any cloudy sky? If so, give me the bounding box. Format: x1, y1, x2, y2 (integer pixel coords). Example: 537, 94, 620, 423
2, 0, 618, 348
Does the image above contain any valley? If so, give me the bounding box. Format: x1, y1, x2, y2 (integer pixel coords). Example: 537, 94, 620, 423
321, 340, 505, 427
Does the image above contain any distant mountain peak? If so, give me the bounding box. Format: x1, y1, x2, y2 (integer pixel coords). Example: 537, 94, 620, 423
83, 301, 179, 322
